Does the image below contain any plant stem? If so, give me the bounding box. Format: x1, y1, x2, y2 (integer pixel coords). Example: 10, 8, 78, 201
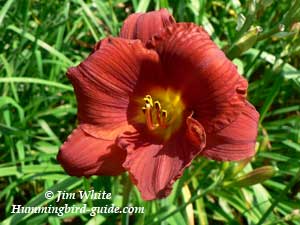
83, 178, 93, 208
121, 175, 133, 225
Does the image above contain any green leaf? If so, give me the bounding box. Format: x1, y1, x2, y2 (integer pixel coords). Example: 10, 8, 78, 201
136, 0, 151, 12
0, 96, 24, 122
0, 77, 73, 91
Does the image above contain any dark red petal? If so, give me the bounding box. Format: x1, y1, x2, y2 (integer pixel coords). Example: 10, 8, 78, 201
201, 102, 259, 161
67, 38, 160, 139
80, 122, 130, 140
120, 9, 175, 43
148, 23, 249, 133
57, 126, 126, 176
117, 126, 205, 200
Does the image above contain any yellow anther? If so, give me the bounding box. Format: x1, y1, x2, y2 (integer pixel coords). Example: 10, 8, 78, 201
143, 95, 153, 107
154, 101, 161, 110
144, 98, 150, 105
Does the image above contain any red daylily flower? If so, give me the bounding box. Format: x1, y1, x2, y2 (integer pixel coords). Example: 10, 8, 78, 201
57, 9, 259, 200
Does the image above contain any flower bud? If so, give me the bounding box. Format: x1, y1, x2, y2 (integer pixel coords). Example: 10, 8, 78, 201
228, 26, 262, 59
291, 22, 300, 32
224, 166, 277, 187
258, 0, 273, 9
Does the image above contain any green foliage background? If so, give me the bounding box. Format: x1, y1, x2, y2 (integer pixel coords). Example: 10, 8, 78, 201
1, 0, 300, 224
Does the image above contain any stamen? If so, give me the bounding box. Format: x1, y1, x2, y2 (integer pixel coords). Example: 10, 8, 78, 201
141, 94, 172, 130
154, 101, 162, 126
143, 95, 153, 107
137, 90, 185, 137
161, 110, 168, 128
154, 101, 161, 110
144, 103, 158, 130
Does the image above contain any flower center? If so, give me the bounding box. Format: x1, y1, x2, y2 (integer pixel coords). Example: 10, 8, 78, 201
133, 88, 185, 141
142, 95, 168, 130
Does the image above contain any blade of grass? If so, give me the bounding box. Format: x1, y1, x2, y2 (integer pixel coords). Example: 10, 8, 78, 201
256, 168, 300, 225
1, 177, 82, 225
7, 25, 73, 66
0, 0, 15, 25
145, 174, 223, 225
0, 77, 73, 91
0, 96, 24, 122
259, 75, 283, 123
136, 0, 151, 12
0, 54, 19, 102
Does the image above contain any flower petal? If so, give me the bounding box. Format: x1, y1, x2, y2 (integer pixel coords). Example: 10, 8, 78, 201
120, 9, 175, 43
147, 23, 249, 133
117, 124, 205, 200
201, 102, 259, 161
57, 126, 126, 176
186, 115, 206, 150
67, 37, 160, 139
